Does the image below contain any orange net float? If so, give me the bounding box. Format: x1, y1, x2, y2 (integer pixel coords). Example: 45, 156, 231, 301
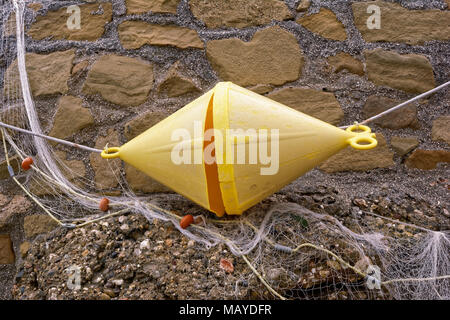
21, 157, 33, 171
180, 214, 194, 229
99, 198, 109, 212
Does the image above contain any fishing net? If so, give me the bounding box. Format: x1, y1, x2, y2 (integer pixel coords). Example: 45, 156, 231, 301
0, 0, 449, 300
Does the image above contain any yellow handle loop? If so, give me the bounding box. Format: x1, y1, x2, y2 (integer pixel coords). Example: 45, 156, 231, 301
101, 147, 121, 159
348, 135, 378, 150
345, 124, 378, 150
346, 124, 372, 134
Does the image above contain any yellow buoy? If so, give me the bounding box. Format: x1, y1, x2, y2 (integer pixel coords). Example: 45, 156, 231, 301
102, 82, 377, 216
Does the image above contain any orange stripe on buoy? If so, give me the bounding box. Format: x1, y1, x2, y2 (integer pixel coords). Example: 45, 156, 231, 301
203, 95, 225, 217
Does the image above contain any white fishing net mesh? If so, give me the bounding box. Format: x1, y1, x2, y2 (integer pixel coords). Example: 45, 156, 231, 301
1, 0, 449, 300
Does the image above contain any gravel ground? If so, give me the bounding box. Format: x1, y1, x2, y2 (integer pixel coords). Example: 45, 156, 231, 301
10, 169, 449, 300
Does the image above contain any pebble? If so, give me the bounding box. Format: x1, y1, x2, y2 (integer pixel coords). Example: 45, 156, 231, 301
376, 217, 384, 227
99, 293, 111, 300
111, 279, 124, 286
219, 258, 234, 273
104, 288, 116, 298
140, 239, 150, 250
353, 198, 367, 208
443, 208, 450, 218
118, 216, 127, 224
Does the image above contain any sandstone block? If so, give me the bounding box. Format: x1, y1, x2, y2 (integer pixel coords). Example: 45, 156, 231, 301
207, 26, 303, 86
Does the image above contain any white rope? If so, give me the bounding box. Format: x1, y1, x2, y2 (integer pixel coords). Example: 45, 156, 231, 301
0, 120, 103, 153
340, 80, 450, 129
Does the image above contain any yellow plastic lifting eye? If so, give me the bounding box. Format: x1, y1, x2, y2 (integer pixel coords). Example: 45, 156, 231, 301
101, 147, 120, 159
348, 135, 378, 150
346, 124, 372, 134
346, 124, 378, 150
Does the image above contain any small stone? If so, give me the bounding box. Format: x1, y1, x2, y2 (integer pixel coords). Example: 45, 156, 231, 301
72, 60, 89, 75
49, 96, 94, 141
140, 239, 151, 250
83, 54, 154, 107
319, 270, 330, 279
99, 293, 111, 300
364, 49, 435, 94
118, 21, 203, 50
112, 279, 124, 286
327, 52, 364, 76
375, 218, 384, 227
405, 149, 450, 170
267, 87, 344, 125
120, 224, 130, 232
219, 258, 234, 273
0, 234, 15, 264
297, 8, 347, 41
23, 215, 59, 238
326, 260, 341, 271
157, 62, 201, 97
189, 0, 292, 29
431, 116, 450, 145
19, 242, 31, 258
443, 208, 450, 218
353, 199, 367, 208
362, 96, 419, 129
296, 0, 310, 12
187, 240, 195, 247
165, 239, 173, 247
104, 288, 116, 298
206, 26, 303, 87
390, 136, 419, 156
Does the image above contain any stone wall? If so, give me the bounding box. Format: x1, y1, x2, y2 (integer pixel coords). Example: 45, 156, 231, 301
0, 0, 449, 298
